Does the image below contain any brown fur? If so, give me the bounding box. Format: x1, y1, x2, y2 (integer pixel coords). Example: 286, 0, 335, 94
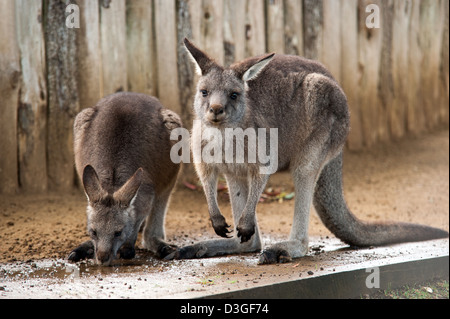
69, 92, 181, 265
165, 39, 448, 264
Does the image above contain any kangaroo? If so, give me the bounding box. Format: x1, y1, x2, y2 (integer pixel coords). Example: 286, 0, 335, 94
68, 92, 181, 266
166, 38, 448, 264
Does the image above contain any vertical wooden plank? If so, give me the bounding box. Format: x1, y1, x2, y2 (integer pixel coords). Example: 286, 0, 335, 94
126, 0, 156, 96
100, 0, 127, 95
177, 0, 202, 129
322, 0, 341, 83
45, 0, 79, 191
77, 0, 102, 109
201, 0, 224, 64
377, 0, 393, 143
0, 0, 20, 194
154, 0, 181, 114
302, 0, 322, 60
266, 0, 285, 54
245, 0, 266, 56
390, 0, 410, 140
439, 0, 449, 125
284, 0, 304, 56
15, 0, 48, 192
340, 0, 363, 150
224, 0, 246, 65
418, 0, 444, 130
406, 0, 425, 135
357, 0, 383, 147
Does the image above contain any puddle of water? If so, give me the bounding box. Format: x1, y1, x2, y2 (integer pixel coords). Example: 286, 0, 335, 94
0, 253, 175, 281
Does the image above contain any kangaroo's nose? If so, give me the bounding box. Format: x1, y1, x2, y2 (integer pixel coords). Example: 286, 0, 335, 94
209, 104, 224, 115
96, 251, 111, 265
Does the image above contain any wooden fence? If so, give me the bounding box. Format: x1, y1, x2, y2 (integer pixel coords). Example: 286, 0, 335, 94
0, 0, 448, 194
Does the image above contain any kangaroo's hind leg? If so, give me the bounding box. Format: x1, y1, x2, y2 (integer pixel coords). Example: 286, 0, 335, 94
165, 175, 262, 259
259, 165, 319, 264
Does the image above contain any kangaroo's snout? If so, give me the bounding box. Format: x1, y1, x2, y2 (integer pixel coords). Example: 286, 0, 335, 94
96, 250, 112, 266
208, 104, 226, 123
209, 104, 224, 115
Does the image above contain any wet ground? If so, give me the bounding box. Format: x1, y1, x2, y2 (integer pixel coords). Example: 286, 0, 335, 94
0, 237, 448, 299
0, 130, 449, 298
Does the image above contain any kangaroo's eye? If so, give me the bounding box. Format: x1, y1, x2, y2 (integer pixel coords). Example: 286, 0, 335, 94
200, 89, 208, 97
114, 231, 122, 238
230, 92, 239, 100
90, 229, 98, 239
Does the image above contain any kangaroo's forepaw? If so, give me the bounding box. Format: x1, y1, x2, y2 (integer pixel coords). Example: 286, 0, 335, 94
164, 244, 207, 260
211, 215, 232, 238
67, 240, 95, 262
236, 224, 255, 243
258, 248, 292, 265
119, 244, 136, 260
157, 243, 178, 259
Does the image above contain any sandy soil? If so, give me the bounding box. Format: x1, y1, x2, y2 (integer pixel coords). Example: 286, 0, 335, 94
0, 130, 448, 264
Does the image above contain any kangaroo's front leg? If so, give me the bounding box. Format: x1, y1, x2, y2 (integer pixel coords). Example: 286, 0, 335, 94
198, 167, 232, 238
236, 174, 270, 243
142, 191, 178, 258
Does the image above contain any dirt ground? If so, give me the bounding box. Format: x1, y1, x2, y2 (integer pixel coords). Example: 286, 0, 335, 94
0, 129, 448, 264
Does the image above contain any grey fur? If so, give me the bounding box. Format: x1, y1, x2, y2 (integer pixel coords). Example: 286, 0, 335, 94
166, 38, 448, 264
69, 92, 181, 266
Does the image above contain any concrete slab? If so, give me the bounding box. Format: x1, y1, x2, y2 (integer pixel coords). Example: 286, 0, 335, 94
0, 237, 448, 299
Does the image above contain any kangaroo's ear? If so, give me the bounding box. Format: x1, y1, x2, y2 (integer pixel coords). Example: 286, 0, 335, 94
241, 53, 275, 82
83, 165, 105, 203
113, 168, 143, 207
184, 38, 220, 76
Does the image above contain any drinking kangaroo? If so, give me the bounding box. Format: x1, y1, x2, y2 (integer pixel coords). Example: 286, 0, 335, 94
68, 92, 181, 266
166, 38, 448, 264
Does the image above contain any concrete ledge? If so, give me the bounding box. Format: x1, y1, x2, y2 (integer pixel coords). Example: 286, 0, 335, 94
1, 238, 448, 299
202, 255, 449, 299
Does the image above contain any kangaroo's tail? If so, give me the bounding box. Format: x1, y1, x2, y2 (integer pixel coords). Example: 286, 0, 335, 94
313, 152, 448, 247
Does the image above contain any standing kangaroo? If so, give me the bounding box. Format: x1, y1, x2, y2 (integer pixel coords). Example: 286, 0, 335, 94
166, 38, 448, 264
68, 92, 181, 266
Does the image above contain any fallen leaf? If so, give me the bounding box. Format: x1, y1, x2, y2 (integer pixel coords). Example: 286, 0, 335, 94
423, 287, 433, 293
183, 181, 198, 190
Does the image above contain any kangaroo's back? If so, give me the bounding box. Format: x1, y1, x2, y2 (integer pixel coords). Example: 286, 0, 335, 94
74, 92, 180, 193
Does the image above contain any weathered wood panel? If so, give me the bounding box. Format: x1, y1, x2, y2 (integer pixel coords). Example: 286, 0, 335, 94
322, 0, 342, 83
303, 0, 323, 60
201, 0, 224, 65
224, 0, 247, 64
340, 0, 363, 150
407, 0, 427, 135
100, 0, 127, 95
266, 0, 285, 54
177, 0, 202, 130
126, 0, 156, 96
377, 0, 393, 143
390, 0, 410, 140
0, 0, 20, 194
284, 0, 304, 56
245, 0, 266, 56
15, 0, 48, 193
439, 0, 449, 125
44, 0, 80, 192
76, 0, 102, 109
418, 0, 445, 130
357, 0, 383, 147
0, 0, 448, 193
154, 0, 181, 114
